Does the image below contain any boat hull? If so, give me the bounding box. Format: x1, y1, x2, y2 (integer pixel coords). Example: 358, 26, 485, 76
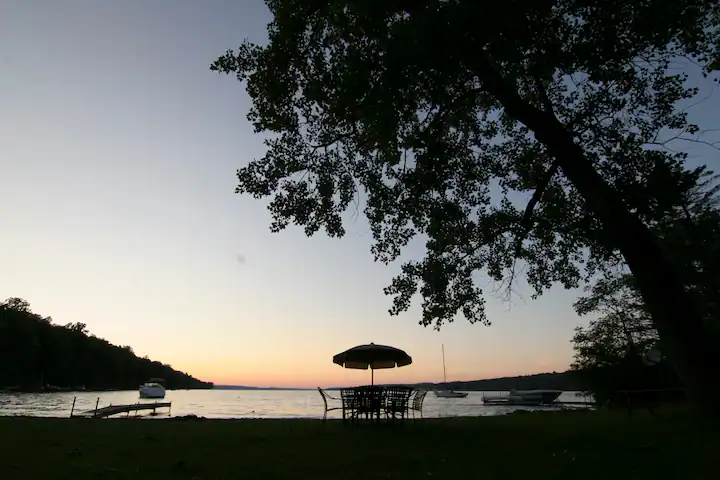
434, 390, 468, 398
139, 384, 166, 399
482, 390, 562, 406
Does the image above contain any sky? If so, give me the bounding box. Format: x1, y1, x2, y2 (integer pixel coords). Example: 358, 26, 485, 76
1, 1, 719, 388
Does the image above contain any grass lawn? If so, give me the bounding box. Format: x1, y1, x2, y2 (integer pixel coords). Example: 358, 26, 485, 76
0, 409, 715, 479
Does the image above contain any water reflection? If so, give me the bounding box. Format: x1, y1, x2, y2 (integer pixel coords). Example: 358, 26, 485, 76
0, 390, 589, 419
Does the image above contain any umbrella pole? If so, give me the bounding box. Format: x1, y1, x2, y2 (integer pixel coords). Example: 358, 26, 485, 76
371, 367, 374, 386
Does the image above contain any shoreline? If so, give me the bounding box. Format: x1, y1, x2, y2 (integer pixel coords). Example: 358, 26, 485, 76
0, 404, 590, 421
0, 387, 214, 394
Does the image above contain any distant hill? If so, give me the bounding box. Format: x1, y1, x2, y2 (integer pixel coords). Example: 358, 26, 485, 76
412, 371, 583, 391
327, 371, 583, 391
0, 297, 213, 392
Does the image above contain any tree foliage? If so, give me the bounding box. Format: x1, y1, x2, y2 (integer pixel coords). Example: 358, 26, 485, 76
571, 174, 720, 402
575, 168, 720, 345
0, 298, 213, 391
572, 275, 659, 368
570, 274, 682, 405
213, 0, 719, 330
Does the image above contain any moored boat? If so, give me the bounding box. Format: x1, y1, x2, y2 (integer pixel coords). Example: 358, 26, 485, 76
139, 382, 166, 399
482, 389, 562, 406
433, 345, 468, 399
434, 389, 468, 398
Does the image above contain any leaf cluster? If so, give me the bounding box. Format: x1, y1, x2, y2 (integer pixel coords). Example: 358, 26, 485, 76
212, 0, 719, 328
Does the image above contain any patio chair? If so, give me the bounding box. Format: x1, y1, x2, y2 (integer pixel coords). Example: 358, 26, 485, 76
384, 386, 413, 424
317, 387, 343, 421
340, 388, 360, 424
409, 389, 428, 421
354, 385, 385, 423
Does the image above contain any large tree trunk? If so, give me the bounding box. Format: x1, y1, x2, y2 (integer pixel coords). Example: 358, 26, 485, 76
545, 128, 718, 415
473, 55, 719, 415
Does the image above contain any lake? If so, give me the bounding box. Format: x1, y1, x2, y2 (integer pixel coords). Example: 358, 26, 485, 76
0, 390, 589, 419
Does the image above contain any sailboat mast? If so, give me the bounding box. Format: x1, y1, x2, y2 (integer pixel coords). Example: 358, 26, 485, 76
442, 344, 447, 383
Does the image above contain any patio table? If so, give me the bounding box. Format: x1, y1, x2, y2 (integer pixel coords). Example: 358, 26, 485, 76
344, 385, 415, 424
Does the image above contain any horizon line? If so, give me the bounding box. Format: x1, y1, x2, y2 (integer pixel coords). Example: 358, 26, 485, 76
213, 370, 571, 390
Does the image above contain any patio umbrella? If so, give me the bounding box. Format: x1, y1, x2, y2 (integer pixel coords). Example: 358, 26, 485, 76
332, 343, 412, 385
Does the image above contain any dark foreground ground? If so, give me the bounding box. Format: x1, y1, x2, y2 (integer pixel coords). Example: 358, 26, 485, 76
0, 409, 715, 479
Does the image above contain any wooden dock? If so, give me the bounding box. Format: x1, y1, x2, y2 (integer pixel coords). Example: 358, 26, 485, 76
70, 397, 172, 418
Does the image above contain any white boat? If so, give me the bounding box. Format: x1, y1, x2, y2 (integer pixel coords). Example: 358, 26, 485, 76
433, 344, 468, 399
435, 389, 469, 398
482, 389, 562, 406
139, 382, 166, 399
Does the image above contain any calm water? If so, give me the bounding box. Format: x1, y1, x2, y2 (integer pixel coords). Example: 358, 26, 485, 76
0, 390, 589, 419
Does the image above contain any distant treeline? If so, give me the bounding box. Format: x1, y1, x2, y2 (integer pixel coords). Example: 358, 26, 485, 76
0, 298, 213, 392
324, 371, 585, 391
407, 367, 682, 405
407, 371, 584, 391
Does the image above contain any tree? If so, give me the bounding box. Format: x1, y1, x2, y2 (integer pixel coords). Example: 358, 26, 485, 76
212, 0, 720, 413
574, 169, 720, 339
2, 297, 31, 313
572, 175, 720, 403
64, 322, 89, 335
573, 275, 658, 367
0, 298, 213, 391
656, 172, 720, 328
571, 274, 682, 406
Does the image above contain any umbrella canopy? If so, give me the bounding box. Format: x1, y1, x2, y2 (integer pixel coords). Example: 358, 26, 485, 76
333, 343, 412, 385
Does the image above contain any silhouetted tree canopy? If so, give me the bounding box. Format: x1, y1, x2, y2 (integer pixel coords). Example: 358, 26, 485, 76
213, 0, 720, 413
573, 275, 659, 368
571, 275, 682, 405
571, 174, 720, 403
0, 298, 212, 392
